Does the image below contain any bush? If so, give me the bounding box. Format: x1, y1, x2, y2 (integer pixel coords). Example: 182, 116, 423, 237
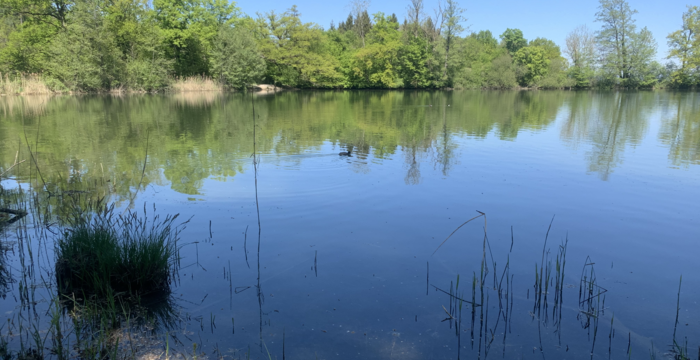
486, 54, 517, 88
55, 202, 182, 300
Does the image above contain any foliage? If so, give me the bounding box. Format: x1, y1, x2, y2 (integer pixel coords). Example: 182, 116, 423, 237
105, 0, 172, 91
514, 46, 550, 86
565, 25, 596, 88
211, 26, 265, 88
0, 7, 58, 73
529, 37, 562, 60
349, 13, 403, 88
474, 30, 498, 47
153, 0, 239, 76
486, 53, 517, 88
538, 57, 574, 89
667, 6, 700, 88
0, 0, 680, 90
453, 31, 503, 88
626, 27, 657, 86
256, 7, 341, 88
398, 35, 432, 88
439, 0, 465, 86
594, 0, 658, 88
500, 28, 527, 54
595, 0, 638, 82
46, 0, 123, 91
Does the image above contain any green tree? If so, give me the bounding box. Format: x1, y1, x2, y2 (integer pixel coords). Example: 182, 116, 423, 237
486, 53, 516, 88
499, 28, 527, 54
104, 0, 171, 90
513, 46, 549, 86
528, 37, 562, 60
595, 0, 656, 87
46, 0, 123, 91
565, 25, 596, 87
405, 0, 424, 38
1, 0, 71, 28
349, 12, 403, 88
398, 34, 431, 87
666, 6, 700, 87
626, 27, 657, 86
0, 17, 54, 73
538, 57, 573, 89
256, 7, 341, 87
349, 0, 371, 47
474, 30, 497, 47
153, 0, 239, 76
439, 0, 465, 85
526, 37, 570, 88
453, 31, 503, 88
0, 0, 68, 72
211, 26, 265, 88
338, 13, 354, 32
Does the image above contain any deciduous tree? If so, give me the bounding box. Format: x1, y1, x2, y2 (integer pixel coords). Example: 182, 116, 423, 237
667, 6, 700, 86
349, 0, 371, 47
257, 7, 341, 87
595, 0, 642, 85
439, 0, 465, 84
349, 12, 402, 87
565, 25, 596, 87
513, 46, 549, 86
211, 26, 265, 88
499, 28, 526, 54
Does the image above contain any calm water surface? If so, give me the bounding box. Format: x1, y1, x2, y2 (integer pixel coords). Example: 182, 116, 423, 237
0, 90, 699, 359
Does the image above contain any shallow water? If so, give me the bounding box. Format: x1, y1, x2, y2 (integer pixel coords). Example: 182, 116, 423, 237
0, 90, 699, 359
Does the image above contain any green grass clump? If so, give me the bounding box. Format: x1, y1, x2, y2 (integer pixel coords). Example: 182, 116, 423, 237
56, 202, 182, 300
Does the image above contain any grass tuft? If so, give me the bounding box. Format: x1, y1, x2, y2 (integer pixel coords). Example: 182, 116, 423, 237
55, 201, 182, 300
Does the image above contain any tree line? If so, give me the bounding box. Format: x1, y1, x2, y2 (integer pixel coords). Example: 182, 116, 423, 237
0, 0, 698, 92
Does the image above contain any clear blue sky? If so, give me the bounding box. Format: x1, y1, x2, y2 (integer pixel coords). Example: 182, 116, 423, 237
235, 0, 691, 62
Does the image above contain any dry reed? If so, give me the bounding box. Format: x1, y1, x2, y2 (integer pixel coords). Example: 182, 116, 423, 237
170, 75, 223, 92
0, 73, 54, 95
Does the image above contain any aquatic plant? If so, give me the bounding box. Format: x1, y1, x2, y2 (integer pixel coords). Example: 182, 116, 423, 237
55, 201, 183, 300
170, 75, 223, 93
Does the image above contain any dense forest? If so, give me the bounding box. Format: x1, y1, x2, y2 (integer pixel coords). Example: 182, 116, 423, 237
0, 0, 698, 92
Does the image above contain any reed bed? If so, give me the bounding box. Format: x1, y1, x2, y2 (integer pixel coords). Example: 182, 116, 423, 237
0, 73, 227, 96
170, 75, 223, 93
0, 73, 55, 95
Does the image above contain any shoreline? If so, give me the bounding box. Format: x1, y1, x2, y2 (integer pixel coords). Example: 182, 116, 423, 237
1, 86, 686, 97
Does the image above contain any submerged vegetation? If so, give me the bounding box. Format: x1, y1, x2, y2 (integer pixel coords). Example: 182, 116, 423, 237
0, 0, 698, 92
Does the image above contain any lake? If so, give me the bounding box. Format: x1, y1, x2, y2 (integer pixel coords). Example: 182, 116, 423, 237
0, 90, 699, 359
